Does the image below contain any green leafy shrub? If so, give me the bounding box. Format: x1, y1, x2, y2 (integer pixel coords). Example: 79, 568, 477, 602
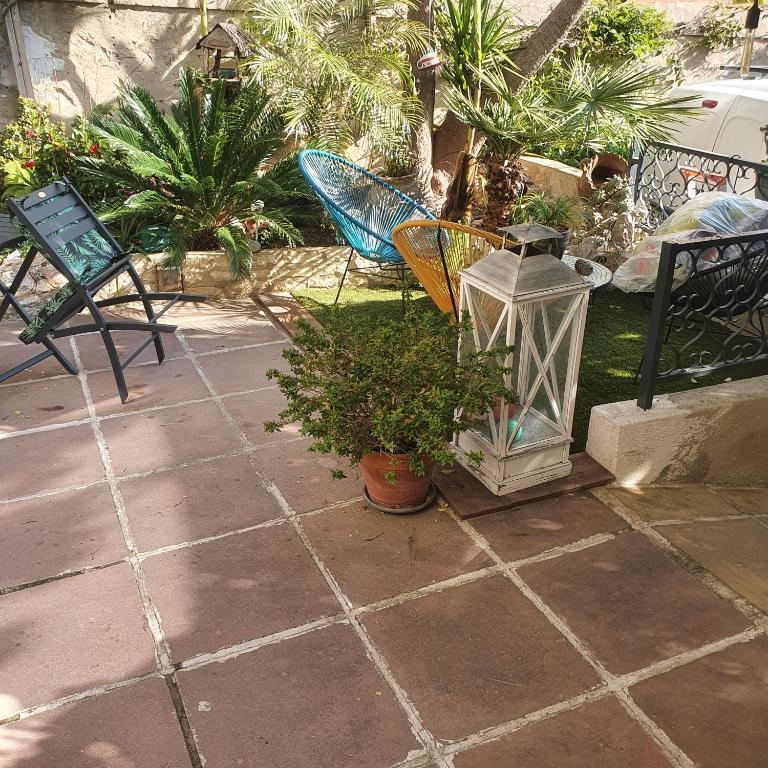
0, 98, 110, 203
508, 192, 581, 231
686, 4, 742, 50
264, 305, 515, 478
242, 0, 426, 165
572, 0, 674, 61
79, 68, 317, 278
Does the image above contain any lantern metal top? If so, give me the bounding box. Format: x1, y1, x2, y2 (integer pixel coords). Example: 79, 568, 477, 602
460, 249, 586, 301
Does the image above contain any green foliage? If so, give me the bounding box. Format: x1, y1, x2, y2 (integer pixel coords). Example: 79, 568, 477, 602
264, 301, 515, 477
572, 0, 674, 61
449, 56, 697, 167
77, 68, 316, 278
686, 4, 742, 50
436, 0, 520, 102
0, 98, 110, 203
242, 0, 426, 162
508, 192, 580, 231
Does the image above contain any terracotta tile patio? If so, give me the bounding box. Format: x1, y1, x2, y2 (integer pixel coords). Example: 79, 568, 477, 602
1, 298, 767, 768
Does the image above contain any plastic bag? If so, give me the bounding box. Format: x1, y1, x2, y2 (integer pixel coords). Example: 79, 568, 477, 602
613, 192, 768, 293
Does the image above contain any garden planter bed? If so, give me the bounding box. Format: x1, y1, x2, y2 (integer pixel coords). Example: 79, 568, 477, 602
133, 246, 394, 300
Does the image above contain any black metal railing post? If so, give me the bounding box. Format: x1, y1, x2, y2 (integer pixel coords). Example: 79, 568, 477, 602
637, 241, 677, 409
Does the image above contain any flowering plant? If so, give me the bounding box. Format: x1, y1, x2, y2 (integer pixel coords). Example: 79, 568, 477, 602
0, 98, 108, 203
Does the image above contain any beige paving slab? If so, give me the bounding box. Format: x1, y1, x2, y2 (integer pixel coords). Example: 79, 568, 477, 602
605, 486, 738, 522
661, 518, 768, 613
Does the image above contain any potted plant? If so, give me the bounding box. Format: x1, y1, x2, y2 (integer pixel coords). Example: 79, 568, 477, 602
507, 192, 581, 258
264, 305, 514, 513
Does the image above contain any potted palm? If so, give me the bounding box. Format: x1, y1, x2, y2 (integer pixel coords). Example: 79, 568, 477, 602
507, 192, 581, 258
78, 68, 317, 280
264, 306, 514, 513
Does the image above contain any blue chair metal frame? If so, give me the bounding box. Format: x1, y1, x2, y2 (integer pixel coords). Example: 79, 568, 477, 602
298, 149, 435, 302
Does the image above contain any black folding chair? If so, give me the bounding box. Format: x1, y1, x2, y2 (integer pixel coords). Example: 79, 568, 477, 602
0, 214, 79, 383
6, 177, 205, 402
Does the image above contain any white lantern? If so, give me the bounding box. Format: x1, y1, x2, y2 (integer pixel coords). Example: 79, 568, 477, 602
452, 249, 590, 495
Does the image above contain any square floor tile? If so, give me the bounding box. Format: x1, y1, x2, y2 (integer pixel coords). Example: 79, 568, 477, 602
120, 454, 283, 552
604, 487, 737, 522
0, 424, 104, 500
88, 358, 210, 416
0, 563, 156, 718
0, 322, 73, 382
198, 344, 289, 396
660, 519, 768, 612
224, 386, 301, 446
142, 525, 339, 660
178, 623, 419, 767
302, 501, 492, 606
453, 697, 672, 768
72, 327, 184, 372
520, 532, 750, 675
255, 438, 362, 514
0, 377, 87, 433
0, 678, 189, 768
712, 487, 768, 516
0, 484, 124, 589
471, 492, 626, 562
631, 636, 768, 768
179, 302, 284, 353
362, 575, 599, 740
100, 401, 239, 476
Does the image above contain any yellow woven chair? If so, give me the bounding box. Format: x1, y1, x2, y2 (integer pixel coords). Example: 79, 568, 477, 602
392, 220, 502, 317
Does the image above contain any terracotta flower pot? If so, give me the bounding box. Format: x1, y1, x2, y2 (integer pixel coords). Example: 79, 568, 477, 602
359, 452, 434, 512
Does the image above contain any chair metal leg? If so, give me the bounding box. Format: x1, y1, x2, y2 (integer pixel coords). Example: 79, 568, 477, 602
335, 248, 355, 305
0, 248, 37, 321
126, 262, 165, 365
101, 328, 129, 402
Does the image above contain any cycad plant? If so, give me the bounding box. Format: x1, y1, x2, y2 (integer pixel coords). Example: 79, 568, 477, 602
448, 56, 697, 227
242, 0, 427, 161
79, 68, 315, 278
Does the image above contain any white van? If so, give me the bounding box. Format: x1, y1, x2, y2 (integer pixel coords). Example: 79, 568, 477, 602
669, 79, 768, 163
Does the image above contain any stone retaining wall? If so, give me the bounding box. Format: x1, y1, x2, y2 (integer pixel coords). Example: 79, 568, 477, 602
586, 376, 768, 487
0, 245, 391, 311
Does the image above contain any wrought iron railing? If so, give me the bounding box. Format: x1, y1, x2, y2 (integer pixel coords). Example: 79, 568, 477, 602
637, 229, 768, 408
631, 142, 768, 229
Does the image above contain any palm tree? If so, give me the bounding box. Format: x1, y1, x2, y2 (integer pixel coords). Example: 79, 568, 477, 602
79, 68, 316, 278
435, 0, 521, 220
448, 57, 697, 228
241, 0, 427, 162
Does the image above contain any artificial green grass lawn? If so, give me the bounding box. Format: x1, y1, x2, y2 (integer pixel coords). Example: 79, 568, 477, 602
293, 286, 753, 453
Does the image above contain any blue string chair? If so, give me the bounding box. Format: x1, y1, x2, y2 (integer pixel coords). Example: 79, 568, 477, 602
298, 149, 435, 302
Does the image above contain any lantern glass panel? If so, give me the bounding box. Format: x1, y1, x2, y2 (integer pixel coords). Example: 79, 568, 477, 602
506, 293, 579, 451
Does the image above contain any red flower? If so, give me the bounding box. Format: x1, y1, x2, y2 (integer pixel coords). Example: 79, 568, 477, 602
87, 142, 99, 155
25, 129, 36, 139
22, 159, 35, 169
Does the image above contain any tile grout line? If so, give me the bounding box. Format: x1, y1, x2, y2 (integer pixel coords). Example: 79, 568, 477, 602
175, 327, 451, 768
0, 671, 162, 726
0, 384, 281, 442
68, 336, 204, 768
593, 486, 768, 631
445, 506, 699, 768
0, 334, 284, 392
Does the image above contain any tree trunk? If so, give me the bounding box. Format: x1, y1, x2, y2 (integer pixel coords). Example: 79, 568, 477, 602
408, 0, 436, 207
505, 0, 591, 93
481, 155, 530, 230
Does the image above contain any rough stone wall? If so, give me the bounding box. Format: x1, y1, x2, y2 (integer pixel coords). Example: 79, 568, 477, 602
0, 22, 19, 124
2, 0, 231, 125
1, 0, 767, 127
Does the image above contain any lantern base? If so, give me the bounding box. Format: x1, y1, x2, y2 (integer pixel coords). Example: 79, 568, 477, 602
451, 442, 573, 496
